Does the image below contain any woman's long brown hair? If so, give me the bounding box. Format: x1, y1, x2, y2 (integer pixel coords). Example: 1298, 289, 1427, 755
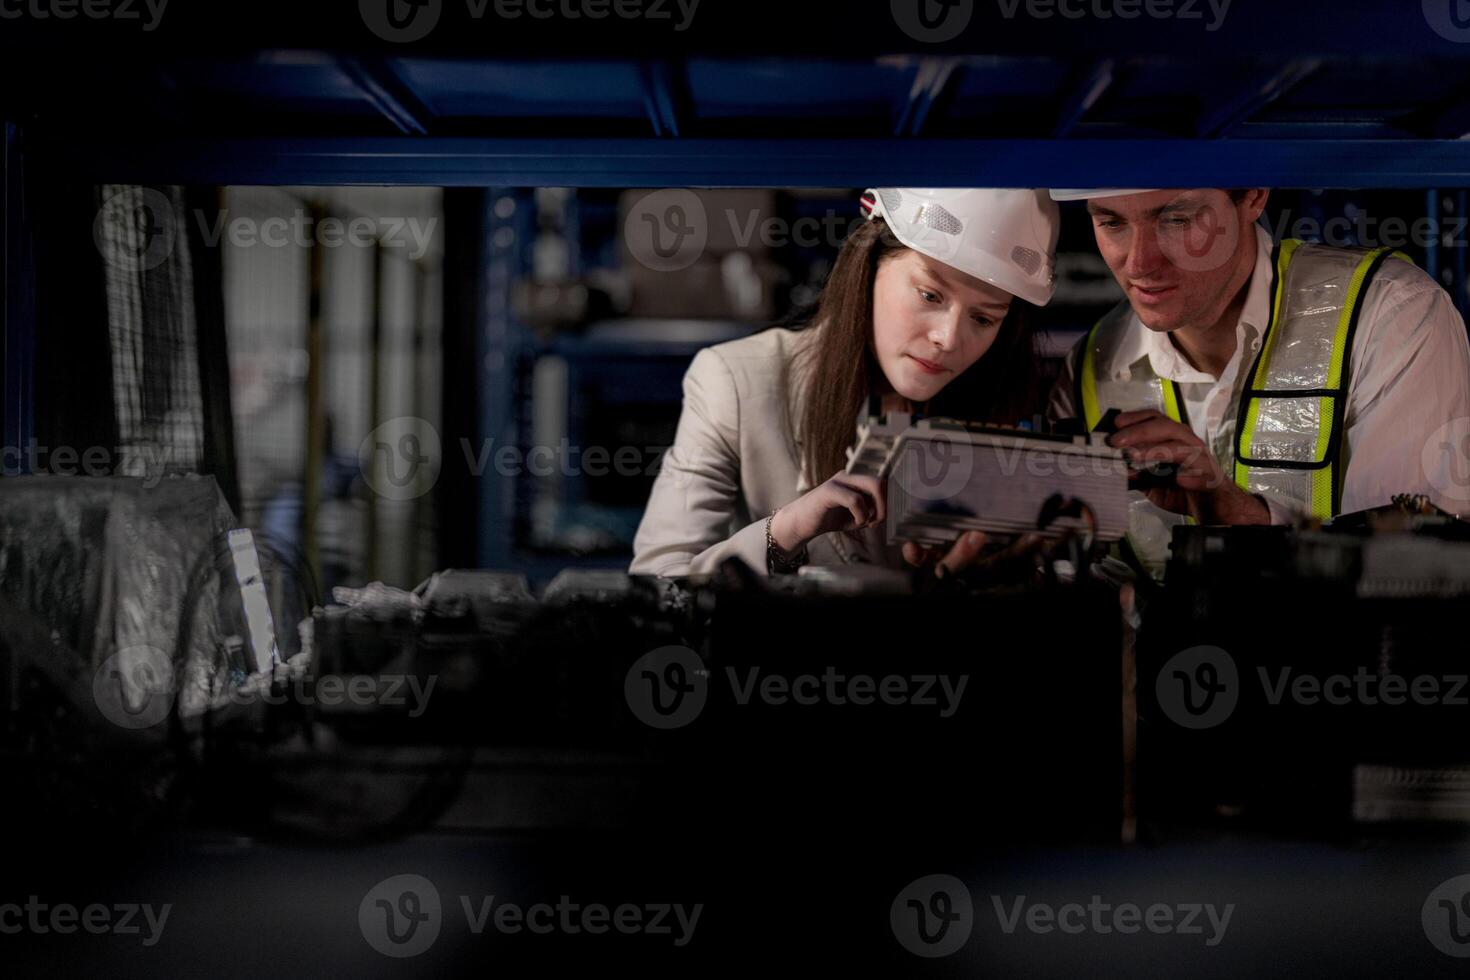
788, 217, 1042, 489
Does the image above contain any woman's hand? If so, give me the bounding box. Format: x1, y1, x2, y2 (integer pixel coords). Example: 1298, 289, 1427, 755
903, 531, 1048, 578
769, 473, 886, 554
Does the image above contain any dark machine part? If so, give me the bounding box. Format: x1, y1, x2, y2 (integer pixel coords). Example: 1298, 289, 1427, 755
1090, 407, 1180, 490
669, 567, 1127, 845
0, 476, 238, 837
1141, 512, 1470, 834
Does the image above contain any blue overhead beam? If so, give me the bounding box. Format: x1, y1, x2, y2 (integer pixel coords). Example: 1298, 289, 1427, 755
40, 137, 1470, 188
1195, 59, 1323, 138
639, 61, 690, 138
338, 56, 432, 135
1053, 59, 1115, 138
894, 58, 964, 137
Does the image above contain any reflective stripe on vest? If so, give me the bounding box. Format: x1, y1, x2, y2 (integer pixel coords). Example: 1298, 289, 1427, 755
1233, 240, 1409, 520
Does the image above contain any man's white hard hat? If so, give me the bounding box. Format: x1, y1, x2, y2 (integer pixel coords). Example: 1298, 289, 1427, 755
861, 188, 1061, 307
1048, 188, 1162, 201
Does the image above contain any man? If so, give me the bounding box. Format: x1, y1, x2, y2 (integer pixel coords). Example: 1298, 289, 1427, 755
1045, 188, 1470, 572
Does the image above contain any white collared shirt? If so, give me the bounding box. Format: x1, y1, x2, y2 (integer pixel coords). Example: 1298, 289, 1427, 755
1047, 224, 1470, 522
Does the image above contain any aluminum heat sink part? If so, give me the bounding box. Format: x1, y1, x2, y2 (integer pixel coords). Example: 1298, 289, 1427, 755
845, 412, 1131, 545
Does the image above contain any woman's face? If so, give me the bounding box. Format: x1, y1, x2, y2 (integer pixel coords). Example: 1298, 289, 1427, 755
871, 248, 1014, 404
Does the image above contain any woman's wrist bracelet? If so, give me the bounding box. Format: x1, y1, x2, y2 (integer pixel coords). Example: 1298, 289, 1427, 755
766, 508, 808, 574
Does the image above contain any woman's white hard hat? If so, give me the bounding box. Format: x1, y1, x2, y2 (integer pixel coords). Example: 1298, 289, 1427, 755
861, 188, 1061, 307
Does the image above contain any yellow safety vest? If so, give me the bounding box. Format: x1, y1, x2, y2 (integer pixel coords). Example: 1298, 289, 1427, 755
1077, 238, 1409, 523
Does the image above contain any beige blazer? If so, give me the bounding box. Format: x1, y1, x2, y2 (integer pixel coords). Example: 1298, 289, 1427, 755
629, 326, 905, 577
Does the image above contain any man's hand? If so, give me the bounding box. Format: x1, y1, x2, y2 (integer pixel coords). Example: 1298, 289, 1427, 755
1106, 409, 1270, 525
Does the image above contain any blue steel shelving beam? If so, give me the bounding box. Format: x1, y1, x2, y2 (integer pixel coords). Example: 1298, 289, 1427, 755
338, 56, 432, 136
894, 57, 964, 137
639, 61, 690, 138
1429, 86, 1470, 140
1195, 59, 1323, 138
46, 137, 1470, 188
1053, 59, 1115, 138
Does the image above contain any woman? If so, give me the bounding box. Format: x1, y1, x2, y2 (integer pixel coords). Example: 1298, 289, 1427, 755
629, 187, 1061, 578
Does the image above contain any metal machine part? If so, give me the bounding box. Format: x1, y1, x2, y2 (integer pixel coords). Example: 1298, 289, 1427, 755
845, 409, 1131, 545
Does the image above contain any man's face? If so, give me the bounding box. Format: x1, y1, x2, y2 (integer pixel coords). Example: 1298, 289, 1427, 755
1087, 189, 1266, 334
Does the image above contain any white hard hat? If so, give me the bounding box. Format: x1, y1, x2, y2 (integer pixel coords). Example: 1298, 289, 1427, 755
861, 188, 1060, 306
1049, 188, 1161, 201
